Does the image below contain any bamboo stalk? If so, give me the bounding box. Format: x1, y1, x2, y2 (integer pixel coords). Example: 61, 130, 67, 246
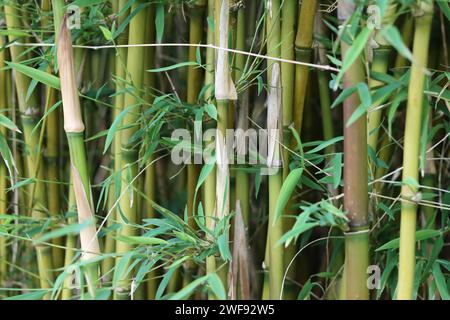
142, 3, 158, 300
204, 0, 217, 297
101, 0, 129, 281
213, 0, 236, 293
61, 183, 77, 300
184, 0, 206, 288
265, 0, 283, 300
234, 1, 250, 226
0, 34, 8, 286
41, 0, 64, 271
367, 2, 397, 152
113, 0, 147, 299
4, 1, 54, 293
397, 0, 434, 300
338, 0, 369, 300
293, 0, 317, 135
57, 19, 101, 298
267, 63, 283, 300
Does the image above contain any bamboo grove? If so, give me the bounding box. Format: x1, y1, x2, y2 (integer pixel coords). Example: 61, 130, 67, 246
0, 0, 448, 300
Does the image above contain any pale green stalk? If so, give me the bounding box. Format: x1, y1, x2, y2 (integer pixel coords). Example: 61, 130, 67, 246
114, 0, 147, 299
397, 0, 434, 300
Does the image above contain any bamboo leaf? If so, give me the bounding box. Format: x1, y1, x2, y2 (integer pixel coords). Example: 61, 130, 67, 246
169, 274, 209, 300
0, 131, 17, 178
0, 114, 20, 132
274, 168, 303, 223
103, 105, 138, 154
35, 219, 93, 244
115, 235, 168, 246
155, 3, 165, 43
376, 229, 441, 251
305, 136, 344, 154
380, 25, 413, 62
437, 0, 450, 21
6, 62, 60, 90
71, 0, 106, 7
217, 232, 231, 261
204, 103, 217, 121
4, 290, 48, 300
207, 273, 226, 300
334, 27, 371, 90
432, 263, 449, 300
99, 26, 113, 41
156, 266, 177, 299
346, 83, 372, 126
147, 61, 198, 73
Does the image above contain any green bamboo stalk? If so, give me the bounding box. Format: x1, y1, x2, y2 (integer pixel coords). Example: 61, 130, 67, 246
267, 64, 283, 300
101, 0, 129, 280
316, 12, 335, 160
280, 0, 296, 181
397, 0, 434, 300
234, 1, 250, 226
114, 0, 147, 300
264, 0, 283, 300
204, 0, 217, 297
293, 0, 317, 135
0, 34, 8, 286
213, 0, 236, 292
367, 2, 396, 152
338, 0, 369, 300
57, 20, 101, 298
61, 182, 77, 300
374, 15, 414, 192
279, 0, 298, 298
40, 0, 65, 270
142, 3, 158, 300
4, 1, 54, 293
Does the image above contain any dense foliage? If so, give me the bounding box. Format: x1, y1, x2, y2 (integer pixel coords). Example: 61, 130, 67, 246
0, 0, 448, 300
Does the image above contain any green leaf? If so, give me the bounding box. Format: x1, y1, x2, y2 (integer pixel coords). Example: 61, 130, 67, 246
194, 157, 216, 205
208, 273, 226, 300
376, 229, 441, 251
432, 263, 449, 300
103, 105, 138, 154
8, 178, 36, 192
155, 3, 165, 43
0, 131, 16, 178
346, 83, 372, 126
205, 104, 217, 121
217, 233, 231, 261
6, 62, 60, 90
331, 86, 357, 109
169, 275, 209, 300
437, 0, 450, 21
147, 61, 198, 73
305, 136, 343, 154
4, 290, 48, 300
297, 279, 315, 300
274, 168, 303, 223
380, 25, 413, 63
0, 114, 20, 132
35, 219, 93, 244
99, 26, 113, 41
112, 251, 134, 288
71, 0, 106, 7
156, 266, 177, 299
334, 27, 372, 90
331, 153, 342, 189
115, 235, 168, 246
